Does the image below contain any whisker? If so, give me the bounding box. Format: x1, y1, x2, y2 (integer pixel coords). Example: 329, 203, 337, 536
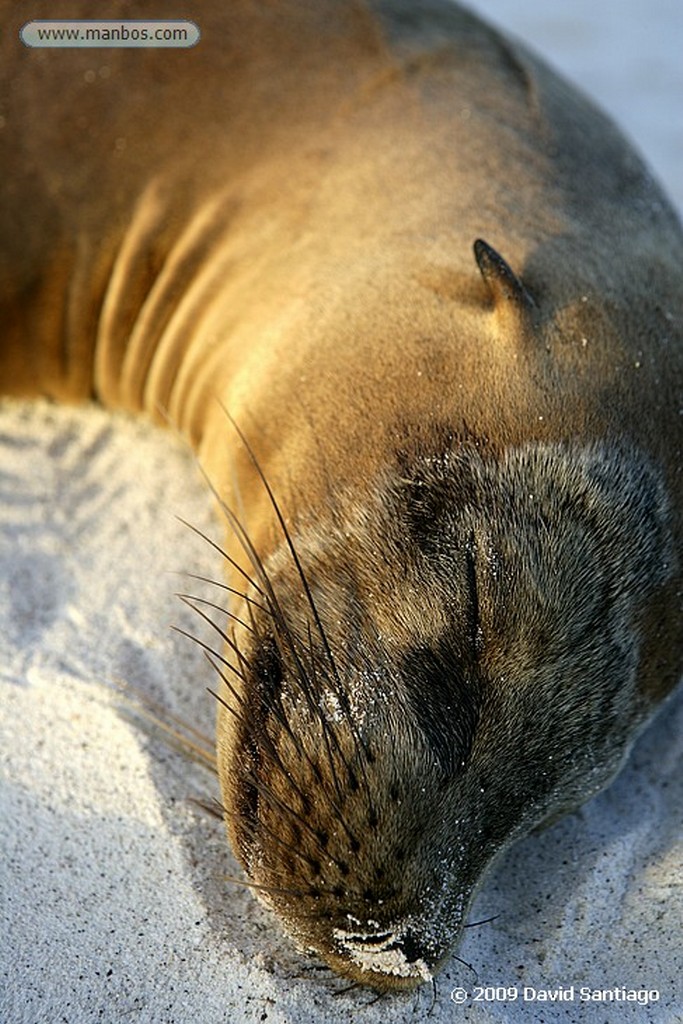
205, 648, 246, 704
112, 677, 215, 750
428, 977, 438, 1015
189, 467, 320, 718
241, 769, 342, 862
250, 738, 360, 867
180, 428, 363, 809
177, 591, 253, 633
182, 572, 271, 615
218, 403, 344, 688
134, 707, 217, 772
304, 622, 352, 809
222, 873, 310, 899
332, 982, 364, 998
464, 913, 500, 928
220, 694, 320, 814
208, 656, 354, 845
177, 594, 257, 672
188, 796, 226, 820
221, 624, 326, 775
175, 514, 266, 599
452, 955, 478, 982
250, 814, 331, 874
237, 857, 369, 907
112, 679, 216, 770
207, 682, 245, 724
171, 624, 247, 684
218, 639, 320, 776
208, 614, 366, 851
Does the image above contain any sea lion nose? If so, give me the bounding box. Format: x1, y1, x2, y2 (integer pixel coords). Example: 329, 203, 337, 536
334, 925, 440, 983
393, 928, 435, 969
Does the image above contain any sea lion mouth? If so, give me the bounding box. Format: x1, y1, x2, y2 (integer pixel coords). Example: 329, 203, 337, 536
330, 924, 438, 985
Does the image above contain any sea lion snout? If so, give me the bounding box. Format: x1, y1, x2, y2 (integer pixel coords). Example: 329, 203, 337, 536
215, 435, 674, 987
219, 612, 481, 990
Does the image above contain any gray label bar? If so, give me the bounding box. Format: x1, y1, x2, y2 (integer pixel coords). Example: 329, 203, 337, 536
20, 20, 200, 49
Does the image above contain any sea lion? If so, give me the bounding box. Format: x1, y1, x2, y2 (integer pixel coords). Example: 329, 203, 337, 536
1, 0, 681, 993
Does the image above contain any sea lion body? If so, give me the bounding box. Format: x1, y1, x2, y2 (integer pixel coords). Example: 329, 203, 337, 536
1, 0, 682, 990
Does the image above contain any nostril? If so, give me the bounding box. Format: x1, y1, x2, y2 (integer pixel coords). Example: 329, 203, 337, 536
390, 928, 435, 967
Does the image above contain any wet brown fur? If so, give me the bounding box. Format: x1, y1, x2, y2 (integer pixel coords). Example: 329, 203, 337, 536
1, 0, 682, 990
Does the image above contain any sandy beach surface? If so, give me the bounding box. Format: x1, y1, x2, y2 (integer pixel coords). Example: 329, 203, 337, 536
1, 3, 682, 1022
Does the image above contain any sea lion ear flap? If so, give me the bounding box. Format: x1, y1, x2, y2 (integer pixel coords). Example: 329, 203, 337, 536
473, 238, 536, 323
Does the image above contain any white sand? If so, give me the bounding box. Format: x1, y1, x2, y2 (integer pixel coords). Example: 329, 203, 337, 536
1, 3, 682, 1022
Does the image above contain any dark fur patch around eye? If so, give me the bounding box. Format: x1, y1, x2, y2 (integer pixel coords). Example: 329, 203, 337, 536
401, 643, 481, 777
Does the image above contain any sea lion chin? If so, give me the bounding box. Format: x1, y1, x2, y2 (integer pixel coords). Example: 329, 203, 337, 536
1, 0, 682, 993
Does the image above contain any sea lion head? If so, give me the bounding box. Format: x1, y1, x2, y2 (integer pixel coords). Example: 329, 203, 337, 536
215, 433, 673, 991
